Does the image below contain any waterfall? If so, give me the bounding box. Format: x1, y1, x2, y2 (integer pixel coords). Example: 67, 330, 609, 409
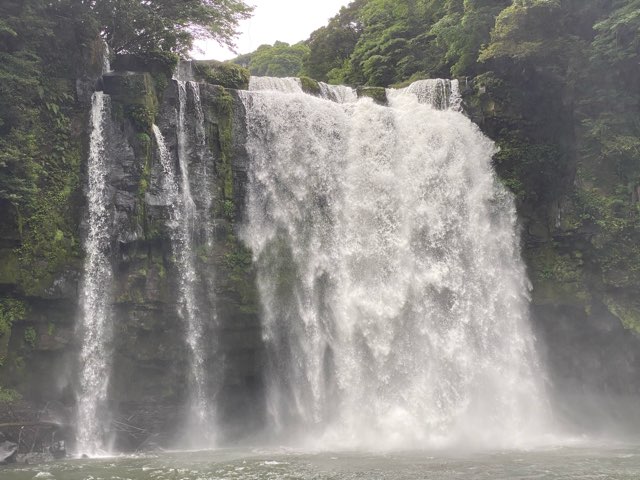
190, 82, 216, 248
319, 82, 357, 103
240, 79, 550, 449
388, 79, 462, 111
76, 91, 114, 454
175, 81, 214, 437
153, 80, 216, 442
249, 76, 303, 93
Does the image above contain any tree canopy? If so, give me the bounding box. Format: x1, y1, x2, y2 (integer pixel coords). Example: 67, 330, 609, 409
233, 41, 310, 77
89, 0, 253, 55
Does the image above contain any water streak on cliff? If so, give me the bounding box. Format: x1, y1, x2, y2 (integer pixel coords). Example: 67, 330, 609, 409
240, 78, 550, 449
76, 91, 114, 454
319, 83, 357, 103
249, 76, 303, 93
154, 91, 214, 442
388, 79, 462, 111
190, 82, 215, 248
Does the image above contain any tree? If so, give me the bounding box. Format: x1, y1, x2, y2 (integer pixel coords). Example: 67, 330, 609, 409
86, 0, 253, 55
236, 41, 310, 77
430, 0, 510, 76
302, 0, 366, 82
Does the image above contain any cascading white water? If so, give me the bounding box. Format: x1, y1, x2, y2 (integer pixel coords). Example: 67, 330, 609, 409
240, 78, 551, 449
249, 76, 303, 93
250, 76, 358, 103
76, 91, 113, 454
102, 45, 111, 73
319, 82, 357, 103
388, 78, 462, 111
190, 82, 216, 248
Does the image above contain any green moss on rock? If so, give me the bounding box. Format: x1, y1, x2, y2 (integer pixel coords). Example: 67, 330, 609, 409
223, 235, 258, 313
605, 297, 640, 335
103, 73, 158, 132
0, 299, 26, 338
23, 326, 36, 348
0, 298, 26, 365
0, 250, 19, 285
194, 61, 249, 90
300, 76, 321, 96
0, 387, 21, 404
211, 87, 235, 206
125, 104, 155, 132
526, 247, 590, 306
356, 86, 387, 105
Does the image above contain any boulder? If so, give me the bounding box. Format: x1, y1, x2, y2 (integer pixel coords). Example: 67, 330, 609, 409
356, 86, 388, 105
193, 60, 250, 90
0, 439, 18, 464
50, 440, 66, 459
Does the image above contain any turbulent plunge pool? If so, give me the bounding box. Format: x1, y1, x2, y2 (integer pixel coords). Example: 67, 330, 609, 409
3, 446, 640, 479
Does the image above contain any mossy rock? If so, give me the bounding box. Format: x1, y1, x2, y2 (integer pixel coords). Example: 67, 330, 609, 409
124, 104, 155, 132
357, 86, 387, 105
193, 61, 249, 90
112, 52, 179, 77
526, 246, 590, 306
103, 73, 158, 131
0, 250, 19, 285
300, 76, 321, 96
605, 297, 640, 335
103, 73, 155, 103
0, 298, 26, 364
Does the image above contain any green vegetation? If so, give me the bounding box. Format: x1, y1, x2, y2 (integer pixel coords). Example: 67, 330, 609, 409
90, 0, 252, 56
0, 298, 25, 366
301, 1, 365, 83
299, 76, 321, 96
356, 86, 387, 105
211, 87, 235, 203
233, 41, 310, 77
0, 0, 254, 396
194, 61, 250, 89
223, 235, 258, 313
0, 2, 88, 296
23, 326, 36, 348
0, 386, 21, 404
0, 298, 25, 339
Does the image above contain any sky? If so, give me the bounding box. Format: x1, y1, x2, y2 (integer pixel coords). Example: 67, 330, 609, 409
191, 0, 351, 61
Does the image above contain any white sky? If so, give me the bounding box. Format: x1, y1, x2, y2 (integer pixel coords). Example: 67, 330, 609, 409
191, 0, 351, 61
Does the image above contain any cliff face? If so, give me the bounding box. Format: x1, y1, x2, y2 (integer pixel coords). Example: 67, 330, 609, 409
464, 73, 640, 432
0, 54, 264, 450
98, 70, 263, 448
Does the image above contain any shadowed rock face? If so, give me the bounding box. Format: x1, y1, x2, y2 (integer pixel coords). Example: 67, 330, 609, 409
0, 58, 263, 451
0, 432, 18, 465
94, 76, 264, 450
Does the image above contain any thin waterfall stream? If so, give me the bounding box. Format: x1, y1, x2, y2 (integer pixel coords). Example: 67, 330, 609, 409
76, 90, 114, 455
240, 78, 551, 449
152, 79, 217, 443
175, 81, 213, 437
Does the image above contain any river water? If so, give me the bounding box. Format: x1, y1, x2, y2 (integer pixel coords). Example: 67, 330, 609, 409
3, 446, 640, 479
